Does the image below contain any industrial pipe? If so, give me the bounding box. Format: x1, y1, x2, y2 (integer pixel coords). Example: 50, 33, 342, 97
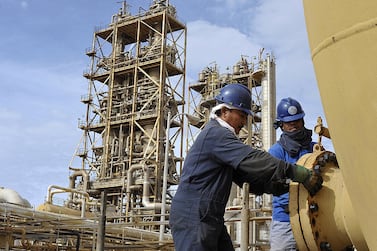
69, 170, 89, 192
240, 182, 250, 251
126, 163, 168, 210
1, 202, 172, 242
96, 190, 106, 251
142, 166, 168, 210
289, 150, 368, 250
302, 1, 377, 248
160, 111, 171, 241
126, 164, 145, 194
44, 185, 90, 218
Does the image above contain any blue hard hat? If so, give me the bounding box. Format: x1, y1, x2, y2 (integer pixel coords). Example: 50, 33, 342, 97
276, 97, 305, 122
215, 83, 253, 115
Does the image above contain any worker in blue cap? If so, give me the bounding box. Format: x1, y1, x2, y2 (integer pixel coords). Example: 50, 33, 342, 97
269, 97, 316, 251
169, 84, 322, 251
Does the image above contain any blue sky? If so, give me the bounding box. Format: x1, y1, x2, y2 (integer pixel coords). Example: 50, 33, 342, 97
0, 0, 332, 207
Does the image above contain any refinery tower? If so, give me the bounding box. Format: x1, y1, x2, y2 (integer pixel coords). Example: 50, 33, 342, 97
0, 1, 276, 250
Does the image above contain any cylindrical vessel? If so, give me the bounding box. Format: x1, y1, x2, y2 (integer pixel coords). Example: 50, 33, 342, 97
302, 1, 377, 249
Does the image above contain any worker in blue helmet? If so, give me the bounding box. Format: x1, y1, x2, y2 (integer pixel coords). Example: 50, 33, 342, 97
269, 97, 316, 251
169, 85, 323, 251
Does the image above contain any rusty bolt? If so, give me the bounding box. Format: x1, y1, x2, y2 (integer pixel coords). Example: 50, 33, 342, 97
318, 157, 326, 167
309, 203, 319, 213
313, 165, 321, 174
320, 242, 332, 251
323, 153, 329, 163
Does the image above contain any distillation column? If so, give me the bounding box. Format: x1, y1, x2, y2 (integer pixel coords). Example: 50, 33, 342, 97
79, 0, 186, 224
37, 1, 187, 249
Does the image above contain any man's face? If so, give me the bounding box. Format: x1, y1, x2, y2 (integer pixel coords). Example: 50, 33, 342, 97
222, 108, 248, 134
282, 119, 304, 132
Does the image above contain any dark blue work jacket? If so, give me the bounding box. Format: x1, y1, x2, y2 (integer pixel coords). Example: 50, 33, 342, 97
169, 119, 295, 251
170, 119, 253, 250
176, 119, 253, 203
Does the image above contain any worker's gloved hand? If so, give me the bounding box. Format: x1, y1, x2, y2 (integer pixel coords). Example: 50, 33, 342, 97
291, 165, 323, 196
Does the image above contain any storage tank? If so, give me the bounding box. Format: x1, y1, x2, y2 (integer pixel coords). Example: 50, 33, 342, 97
0, 187, 31, 208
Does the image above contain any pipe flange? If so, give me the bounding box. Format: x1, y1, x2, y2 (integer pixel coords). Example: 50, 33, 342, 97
290, 151, 354, 250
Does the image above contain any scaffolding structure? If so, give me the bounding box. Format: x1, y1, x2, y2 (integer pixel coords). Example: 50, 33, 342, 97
0, 1, 277, 250
70, 0, 186, 220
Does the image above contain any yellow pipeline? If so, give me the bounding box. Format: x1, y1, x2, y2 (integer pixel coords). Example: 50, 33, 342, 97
290, 150, 368, 250
302, 1, 377, 249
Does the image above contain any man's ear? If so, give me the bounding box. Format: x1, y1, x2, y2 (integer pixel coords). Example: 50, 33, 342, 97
220, 107, 229, 118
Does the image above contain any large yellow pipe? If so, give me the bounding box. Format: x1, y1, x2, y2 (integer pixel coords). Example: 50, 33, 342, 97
302, 1, 377, 249
290, 150, 368, 250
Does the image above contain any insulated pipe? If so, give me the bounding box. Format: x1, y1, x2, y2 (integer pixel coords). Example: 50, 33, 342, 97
289, 150, 368, 250
125, 163, 143, 219
240, 183, 250, 251
96, 190, 106, 251
260, 53, 276, 151
126, 164, 145, 194
68, 170, 89, 210
302, 1, 377, 248
142, 167, 167, 210
69, 170, 89, 192
46, 185, 89, 218
160, 111, 171, 241
126, 164, 169, 210
1, 202, 172, 241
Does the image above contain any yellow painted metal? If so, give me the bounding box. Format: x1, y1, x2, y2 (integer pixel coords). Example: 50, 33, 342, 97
290, 150, 368, 250
37, 202, 95, 218
289, 153, 319, 251
0, 235, 12, 249
302, 1, 377, 249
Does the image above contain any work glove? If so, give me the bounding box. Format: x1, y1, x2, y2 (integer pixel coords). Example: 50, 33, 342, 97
291, 165, 323, 196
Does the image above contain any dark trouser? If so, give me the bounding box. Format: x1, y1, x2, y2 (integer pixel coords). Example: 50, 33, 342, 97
169, 191, 234, 251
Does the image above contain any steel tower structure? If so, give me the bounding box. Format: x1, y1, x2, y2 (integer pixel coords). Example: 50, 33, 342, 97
77, 0, 185, 218
30, 1, 189, 245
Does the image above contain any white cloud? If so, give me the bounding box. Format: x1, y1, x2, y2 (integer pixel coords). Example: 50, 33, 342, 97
186, 20, 261, 77
0, 60, 84, 206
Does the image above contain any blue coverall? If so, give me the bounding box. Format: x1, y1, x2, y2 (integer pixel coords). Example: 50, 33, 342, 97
170, 119, 297, 251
